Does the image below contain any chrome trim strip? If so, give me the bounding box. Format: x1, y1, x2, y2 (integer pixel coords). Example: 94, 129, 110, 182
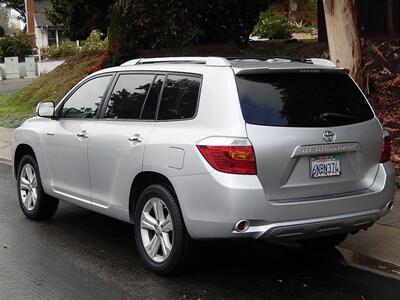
53, 188, 91, 205
270, 188, 372, 204
291, 142, 361, 158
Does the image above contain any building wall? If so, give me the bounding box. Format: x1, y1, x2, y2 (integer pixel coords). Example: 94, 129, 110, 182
35, 24, 49, 49
0, 60, 65, 79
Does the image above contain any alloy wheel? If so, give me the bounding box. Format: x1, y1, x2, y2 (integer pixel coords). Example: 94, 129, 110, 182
20, 164, 38, 211
140, 197, 174, 263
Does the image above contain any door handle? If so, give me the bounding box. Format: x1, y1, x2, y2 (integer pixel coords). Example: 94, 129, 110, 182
129, 134, 143, 143
77, 131, 88, 138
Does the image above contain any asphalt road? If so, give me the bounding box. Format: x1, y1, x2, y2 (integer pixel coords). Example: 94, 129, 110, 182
0, 78, 33, 95
1, 163, 400, 300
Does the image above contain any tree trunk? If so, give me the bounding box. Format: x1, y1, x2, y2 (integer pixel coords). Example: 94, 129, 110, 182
387, 0, 395, 35
323, 0, 364, 90
317, 0, 327, 42
288, 0, 297, 24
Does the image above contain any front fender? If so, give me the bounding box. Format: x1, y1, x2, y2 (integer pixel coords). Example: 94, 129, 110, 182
13, 118, 53, 188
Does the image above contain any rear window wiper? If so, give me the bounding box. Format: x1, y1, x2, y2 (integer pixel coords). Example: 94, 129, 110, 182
320, 112, 358, 122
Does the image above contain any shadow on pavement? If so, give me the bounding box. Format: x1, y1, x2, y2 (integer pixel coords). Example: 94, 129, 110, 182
43, 203, 400, 299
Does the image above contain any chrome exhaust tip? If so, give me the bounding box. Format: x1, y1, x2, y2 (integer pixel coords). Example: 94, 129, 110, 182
387, 201, 394, 211
234, 220, 250, 232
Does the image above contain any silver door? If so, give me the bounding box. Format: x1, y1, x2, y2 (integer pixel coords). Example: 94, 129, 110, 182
44, 75, 113, 202
88, 74, 163, 210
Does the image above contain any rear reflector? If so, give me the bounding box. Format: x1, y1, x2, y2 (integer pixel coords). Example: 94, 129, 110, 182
197, 140, 257, 175
380, 134, 391, 163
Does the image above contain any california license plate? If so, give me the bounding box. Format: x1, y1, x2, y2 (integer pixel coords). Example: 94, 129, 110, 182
310, 155, 341, 178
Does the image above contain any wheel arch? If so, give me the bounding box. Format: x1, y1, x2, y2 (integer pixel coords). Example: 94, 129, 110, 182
14, 143, 37, 178
129, 171, 179, 222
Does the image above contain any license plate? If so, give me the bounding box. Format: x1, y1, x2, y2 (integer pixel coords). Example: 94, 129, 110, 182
310, 155, 341, 178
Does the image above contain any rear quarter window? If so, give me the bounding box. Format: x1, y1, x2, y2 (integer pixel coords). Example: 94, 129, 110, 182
235, 73, 374, 127
157, 75, 201, 121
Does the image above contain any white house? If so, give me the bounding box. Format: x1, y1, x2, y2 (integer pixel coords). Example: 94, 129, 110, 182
25, 0, 64, 51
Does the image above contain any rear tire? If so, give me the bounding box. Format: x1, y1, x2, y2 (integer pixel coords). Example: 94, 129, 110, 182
17, 155, 59, 220
134, 184, 190, 275
299, 233, 348, 248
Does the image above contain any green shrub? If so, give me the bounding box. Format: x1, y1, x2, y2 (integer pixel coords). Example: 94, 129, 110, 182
42, 40, 79, 59
81, 30, 108, 55
253, 9, 293, 40
42, 31, 108, 60
0, 32, 32, 59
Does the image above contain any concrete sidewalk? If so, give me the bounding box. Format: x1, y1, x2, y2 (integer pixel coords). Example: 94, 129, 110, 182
341, 192, 400, 272
0, 127, 14, 163
0, 78, 33, 95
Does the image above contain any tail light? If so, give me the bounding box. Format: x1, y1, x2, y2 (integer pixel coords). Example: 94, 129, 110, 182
380, 134, 391, 163
197, 137, 257, 175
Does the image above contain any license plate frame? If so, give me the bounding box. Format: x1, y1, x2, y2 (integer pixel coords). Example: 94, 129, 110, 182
310, 154, 342, 178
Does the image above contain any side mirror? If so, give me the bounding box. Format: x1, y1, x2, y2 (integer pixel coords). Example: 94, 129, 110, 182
36, 101, 55, 118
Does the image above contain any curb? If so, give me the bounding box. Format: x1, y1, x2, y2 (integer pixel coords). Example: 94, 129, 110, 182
0, 158, 12, 166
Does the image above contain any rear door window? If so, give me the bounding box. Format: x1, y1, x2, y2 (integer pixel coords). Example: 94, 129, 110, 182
104, 74, 154, 119
157, 75, 201, 121
235, 73, 374, 127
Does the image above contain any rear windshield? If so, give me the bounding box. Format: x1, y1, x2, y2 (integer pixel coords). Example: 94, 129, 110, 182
235, 73, 374, 127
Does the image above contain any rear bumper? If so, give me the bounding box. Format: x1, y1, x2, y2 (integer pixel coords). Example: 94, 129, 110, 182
244, 206, 387, 240
171, 162, 396, 240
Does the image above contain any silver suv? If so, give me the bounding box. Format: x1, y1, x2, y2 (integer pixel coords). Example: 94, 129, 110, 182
12, 57, 395, 274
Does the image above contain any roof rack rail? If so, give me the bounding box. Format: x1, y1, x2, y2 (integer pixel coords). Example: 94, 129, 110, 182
121, 57, 231, 67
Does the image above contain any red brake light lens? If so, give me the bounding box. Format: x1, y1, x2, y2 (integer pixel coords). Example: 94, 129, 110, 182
380, 135, 391, 163
197, 145, 257, 175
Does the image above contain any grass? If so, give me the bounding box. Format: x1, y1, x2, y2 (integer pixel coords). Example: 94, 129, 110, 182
0, 54, 99, 128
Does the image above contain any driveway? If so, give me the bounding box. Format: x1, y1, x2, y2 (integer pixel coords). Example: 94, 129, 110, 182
0, 163, 399, 299
0, 78, 33, 95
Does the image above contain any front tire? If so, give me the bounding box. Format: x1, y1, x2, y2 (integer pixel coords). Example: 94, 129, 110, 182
134, 184, 190, 275
17, 155, 59, 220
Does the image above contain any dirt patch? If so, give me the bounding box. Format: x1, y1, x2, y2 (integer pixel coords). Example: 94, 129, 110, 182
362, 37, 400, 171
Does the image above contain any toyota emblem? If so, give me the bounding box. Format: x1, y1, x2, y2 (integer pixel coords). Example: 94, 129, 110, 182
322, 131, 336, 143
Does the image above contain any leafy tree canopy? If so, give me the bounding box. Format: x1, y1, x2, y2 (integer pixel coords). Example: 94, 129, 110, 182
48, 0, 112, 40
0, 0, 25, 22
49, 0, 273, 65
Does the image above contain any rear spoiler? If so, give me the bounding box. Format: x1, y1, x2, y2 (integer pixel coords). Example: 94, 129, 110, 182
235, 67, 348, 76
233, 57, 349, 76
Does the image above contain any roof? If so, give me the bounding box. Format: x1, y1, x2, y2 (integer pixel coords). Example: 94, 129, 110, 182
116, 56, 342, 75
33, 0, 62, 28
